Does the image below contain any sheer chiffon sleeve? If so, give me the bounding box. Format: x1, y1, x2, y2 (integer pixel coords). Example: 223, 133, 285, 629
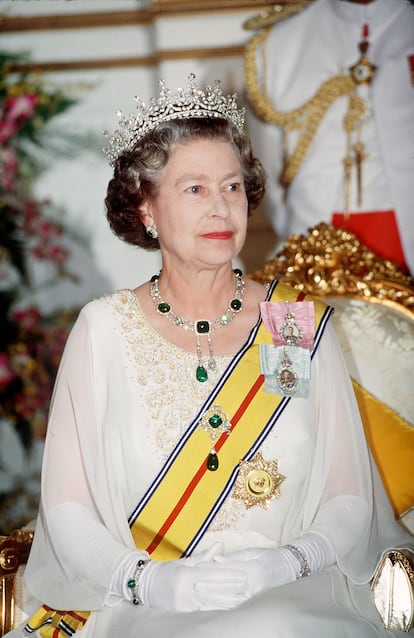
24, 305, 145, 611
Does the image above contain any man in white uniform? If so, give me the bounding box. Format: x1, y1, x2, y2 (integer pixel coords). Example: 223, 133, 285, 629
245, 0, 414, 274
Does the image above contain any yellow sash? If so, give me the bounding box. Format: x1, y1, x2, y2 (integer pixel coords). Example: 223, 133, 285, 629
129, 283, 330, 561
352, 380, 414, 518
23, 606, 89, 638
25, 282, 330, 636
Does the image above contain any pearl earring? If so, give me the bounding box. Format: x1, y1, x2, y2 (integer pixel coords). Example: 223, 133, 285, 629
146, 226, 158, 239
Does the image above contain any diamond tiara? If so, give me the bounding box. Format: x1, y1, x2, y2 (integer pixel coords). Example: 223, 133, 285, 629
103, 73, 245, 166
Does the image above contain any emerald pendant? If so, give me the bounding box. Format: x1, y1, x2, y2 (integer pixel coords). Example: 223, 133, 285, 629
196, 365, 208, 382
208, 414, 223, 428
207, 452, 219, 471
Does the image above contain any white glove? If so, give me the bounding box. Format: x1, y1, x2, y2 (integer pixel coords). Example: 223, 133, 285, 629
114, 533, 335, 610
139, 543, 250, 611
213, 546, 297, 597
213, 531, 336, 598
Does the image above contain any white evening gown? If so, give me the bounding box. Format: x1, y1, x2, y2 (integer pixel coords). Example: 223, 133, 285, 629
7, 288, 411, 638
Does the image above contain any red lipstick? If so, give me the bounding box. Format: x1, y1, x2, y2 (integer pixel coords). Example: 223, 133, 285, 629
201, 231, 233, 240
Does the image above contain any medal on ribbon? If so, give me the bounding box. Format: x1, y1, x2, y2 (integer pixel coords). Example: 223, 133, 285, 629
279, 302, 302, 346
259, 301, 315, 398
277, 348, 298, 394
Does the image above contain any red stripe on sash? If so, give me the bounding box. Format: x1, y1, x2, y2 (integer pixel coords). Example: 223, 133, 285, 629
145, 289, 313, 555
70, 611, 88, 623
146, 373, 265, 555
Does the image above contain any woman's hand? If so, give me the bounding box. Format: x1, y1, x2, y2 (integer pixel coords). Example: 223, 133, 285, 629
135, 533, 335, 611
212, 532, 336, 597
212, 547, 297, 597
139, 544, 250, 611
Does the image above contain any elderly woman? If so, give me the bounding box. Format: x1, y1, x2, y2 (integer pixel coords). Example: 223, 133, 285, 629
8, 75, 411, 638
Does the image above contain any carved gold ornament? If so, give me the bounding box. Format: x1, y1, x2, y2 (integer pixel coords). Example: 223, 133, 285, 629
251, 223, 414, 320
1, 528, 34, 634
233, 451, 285, 509
0, 528, 33, 576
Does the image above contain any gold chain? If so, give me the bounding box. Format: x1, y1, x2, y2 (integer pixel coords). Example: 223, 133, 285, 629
244, 27, 363, 189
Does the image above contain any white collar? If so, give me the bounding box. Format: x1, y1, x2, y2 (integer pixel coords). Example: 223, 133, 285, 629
329, 0, 404, 26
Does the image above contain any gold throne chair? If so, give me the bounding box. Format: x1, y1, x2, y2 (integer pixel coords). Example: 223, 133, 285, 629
0, 528, 34, 635
252, 222, 414, 534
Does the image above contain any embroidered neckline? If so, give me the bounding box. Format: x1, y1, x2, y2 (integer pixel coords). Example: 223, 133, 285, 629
120, 289, 237, 361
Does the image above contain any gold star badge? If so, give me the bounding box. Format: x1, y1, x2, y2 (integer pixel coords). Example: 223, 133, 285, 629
349, 57, 376, 85
233, 451, 285, 509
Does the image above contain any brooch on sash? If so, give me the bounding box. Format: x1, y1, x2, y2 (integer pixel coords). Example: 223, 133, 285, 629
259, 300, 315, 398
233, 451, 285, 509
198, 404, 232, 471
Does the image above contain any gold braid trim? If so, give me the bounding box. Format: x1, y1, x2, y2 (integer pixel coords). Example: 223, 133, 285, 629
243, 2, 316, 32
245, 27, 360, 188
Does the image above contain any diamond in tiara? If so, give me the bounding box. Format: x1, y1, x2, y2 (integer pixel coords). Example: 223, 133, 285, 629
103, 73, 245, 166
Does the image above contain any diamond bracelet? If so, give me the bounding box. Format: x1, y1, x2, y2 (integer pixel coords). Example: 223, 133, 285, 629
284, 544, 311, 579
